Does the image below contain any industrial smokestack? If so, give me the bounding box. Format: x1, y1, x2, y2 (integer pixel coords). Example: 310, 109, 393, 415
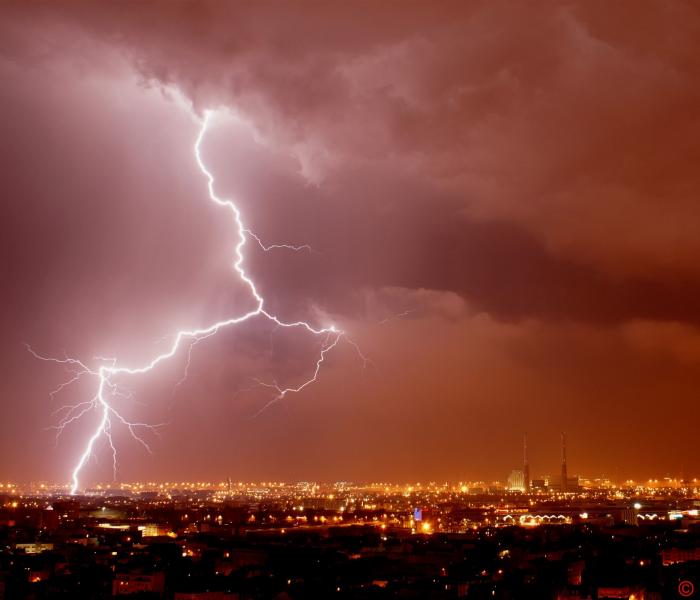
523, 432, 530, 492
561, 432, 568, 492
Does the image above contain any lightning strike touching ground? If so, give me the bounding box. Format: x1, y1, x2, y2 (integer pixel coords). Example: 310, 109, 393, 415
31, 109, 358, 495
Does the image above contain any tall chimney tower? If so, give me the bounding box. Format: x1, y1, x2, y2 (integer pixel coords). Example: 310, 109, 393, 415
560, 432, 568, 492
523, 432, 530, 492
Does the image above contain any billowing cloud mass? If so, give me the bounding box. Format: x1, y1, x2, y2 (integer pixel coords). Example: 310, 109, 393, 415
1, 1, 699, 485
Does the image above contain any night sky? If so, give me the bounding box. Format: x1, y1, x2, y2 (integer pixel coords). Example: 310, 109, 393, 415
1, 2, 699, 486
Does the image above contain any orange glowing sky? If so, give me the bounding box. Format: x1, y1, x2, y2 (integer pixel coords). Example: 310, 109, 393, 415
1, 2, 699, 485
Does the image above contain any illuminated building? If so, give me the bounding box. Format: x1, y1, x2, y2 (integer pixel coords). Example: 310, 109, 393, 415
113, 572, 165, 596
140, 523, 173, 537
507, 469, 525, 491
662, 547, 700, 566
531, 478, 547, 491
15, 542, 54, 554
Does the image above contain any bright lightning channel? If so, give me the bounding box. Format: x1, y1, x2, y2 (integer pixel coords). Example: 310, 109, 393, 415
31, 110, 355, 495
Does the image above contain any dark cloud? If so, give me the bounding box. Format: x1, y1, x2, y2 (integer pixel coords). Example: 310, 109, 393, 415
13, 0, 696, 277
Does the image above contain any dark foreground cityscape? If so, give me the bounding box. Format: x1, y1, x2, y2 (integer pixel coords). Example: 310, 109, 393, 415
0, 472, 698, 600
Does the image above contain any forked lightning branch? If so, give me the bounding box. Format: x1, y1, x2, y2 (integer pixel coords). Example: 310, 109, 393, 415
30, 110, 358, 495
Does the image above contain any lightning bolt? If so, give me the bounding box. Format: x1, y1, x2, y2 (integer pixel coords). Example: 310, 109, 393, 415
31, 109, 356, 495
245, 229, 312, 253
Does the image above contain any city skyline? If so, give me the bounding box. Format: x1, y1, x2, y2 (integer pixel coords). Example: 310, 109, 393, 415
0, 431, 694, 490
